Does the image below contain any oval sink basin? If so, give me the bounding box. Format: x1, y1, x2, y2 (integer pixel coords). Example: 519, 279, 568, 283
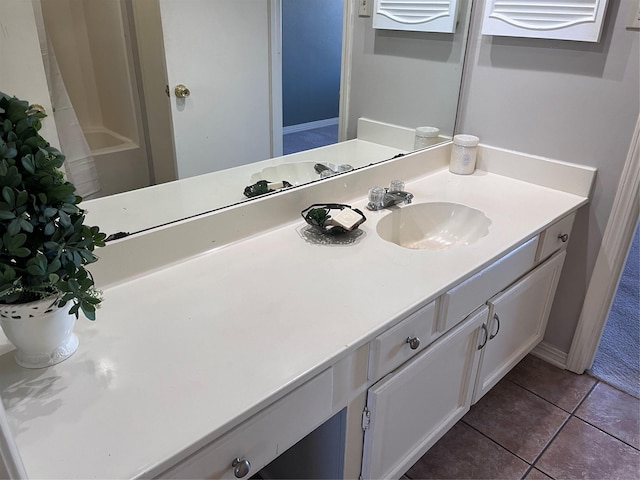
376, 202, 491, 250
250, 162, 322, 186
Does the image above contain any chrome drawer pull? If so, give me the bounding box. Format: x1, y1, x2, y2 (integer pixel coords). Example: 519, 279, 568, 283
558, 233, 569, 243
406, 336, 421, 350
489, 313, 501, 340
232, 457, 251, 478
478, 323, 488, 350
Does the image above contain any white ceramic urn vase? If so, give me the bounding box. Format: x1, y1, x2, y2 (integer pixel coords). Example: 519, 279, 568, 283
0, 297, 78, 368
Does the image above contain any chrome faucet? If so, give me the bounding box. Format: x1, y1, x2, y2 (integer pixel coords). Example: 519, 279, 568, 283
367, 181, 413, 211
314, 163, 354, 178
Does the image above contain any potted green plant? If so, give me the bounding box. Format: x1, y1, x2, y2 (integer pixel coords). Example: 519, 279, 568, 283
0, 92, 106, 368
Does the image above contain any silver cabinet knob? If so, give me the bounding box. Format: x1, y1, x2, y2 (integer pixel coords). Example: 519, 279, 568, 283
174, 84, 191, 98
232, 457, 251, 478
558, 233, 569, 243
406, 336, 420, 350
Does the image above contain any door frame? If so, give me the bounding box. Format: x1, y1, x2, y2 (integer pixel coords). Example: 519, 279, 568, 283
269, 0, 283, 157
338, 0, 354, 142
566, 115, 640, 373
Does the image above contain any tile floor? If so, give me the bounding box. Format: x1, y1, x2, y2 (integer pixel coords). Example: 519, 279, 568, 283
404, 354, 640, 479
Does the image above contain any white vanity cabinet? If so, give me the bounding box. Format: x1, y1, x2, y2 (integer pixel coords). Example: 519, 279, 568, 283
157, 369, 334, 479
472, 250, 567, 403
360, 214, 575, 479
361, 306, 487, 480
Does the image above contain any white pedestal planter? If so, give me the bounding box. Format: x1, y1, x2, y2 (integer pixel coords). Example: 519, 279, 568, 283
0, 298, 78, 368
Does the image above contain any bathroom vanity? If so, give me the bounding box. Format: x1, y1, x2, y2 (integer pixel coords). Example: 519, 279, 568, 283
0, 142, 595, 479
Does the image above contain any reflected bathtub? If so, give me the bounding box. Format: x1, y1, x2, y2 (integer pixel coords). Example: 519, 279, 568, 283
83, 128, 150, 197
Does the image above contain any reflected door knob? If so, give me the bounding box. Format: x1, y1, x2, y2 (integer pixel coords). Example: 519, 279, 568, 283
27, 104, 46, 116
232, 457, 251, 478
174, 84, 191, 98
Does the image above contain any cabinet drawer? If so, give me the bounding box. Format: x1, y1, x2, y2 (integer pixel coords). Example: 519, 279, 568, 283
439, 236, 538, 333
536, 213, 575, 262
158, 368, 333, 479
368, 301, 437, 382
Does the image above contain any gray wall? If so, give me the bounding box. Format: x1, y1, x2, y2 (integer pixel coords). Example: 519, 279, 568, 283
458, 0, 640, 353
346, 0, 472, 139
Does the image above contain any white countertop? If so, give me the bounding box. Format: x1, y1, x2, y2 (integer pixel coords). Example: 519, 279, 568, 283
0, 146, 594, 479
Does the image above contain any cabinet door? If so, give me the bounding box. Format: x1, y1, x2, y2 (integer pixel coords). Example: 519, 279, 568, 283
473, 251, 566, 403
361, 306, 488, 480
480, 0, 608, 42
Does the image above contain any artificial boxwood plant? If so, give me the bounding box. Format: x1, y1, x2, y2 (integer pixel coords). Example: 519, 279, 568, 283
0, 92, 106, 320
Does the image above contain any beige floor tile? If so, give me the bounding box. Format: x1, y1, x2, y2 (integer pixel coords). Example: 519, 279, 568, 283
536, 417, 640, 480
463, 379, 569, 463
405, 422, 529, 480
575, 381, 640, 449
523, 467, 553, 479
506, 354, 596, 412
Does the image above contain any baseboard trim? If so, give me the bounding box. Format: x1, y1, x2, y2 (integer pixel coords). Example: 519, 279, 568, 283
283, 117, 339, 135
531, 341, 568, 369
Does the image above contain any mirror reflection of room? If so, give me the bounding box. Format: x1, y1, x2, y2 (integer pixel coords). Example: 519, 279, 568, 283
39, 0, 346, 197
30, 0, 470, 236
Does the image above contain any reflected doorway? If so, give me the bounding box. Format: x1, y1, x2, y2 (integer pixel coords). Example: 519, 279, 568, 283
281, 0, 343, 155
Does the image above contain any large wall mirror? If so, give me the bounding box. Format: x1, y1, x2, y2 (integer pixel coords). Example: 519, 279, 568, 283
8, 0, 473, 237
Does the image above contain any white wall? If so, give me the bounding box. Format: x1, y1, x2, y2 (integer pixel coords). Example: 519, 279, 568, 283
0, 0, 60, 149
346, 0, 472, 139
458, 0, 640, 353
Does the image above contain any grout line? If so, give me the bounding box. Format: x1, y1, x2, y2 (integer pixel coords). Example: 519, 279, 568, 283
505, 378, 587, 415
526, 410, 573, 477
415, 374, 637, 479
574, 417, 640, 452
572, 379, 600, 413
572, 380, 640, 451
511, 379, 600, 478
461, 378, 600, 479
460, 419, 533, 466
525, 381, 601, 477
520, 465, 535, 479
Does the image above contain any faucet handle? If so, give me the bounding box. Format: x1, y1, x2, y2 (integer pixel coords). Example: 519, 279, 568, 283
368, 186, 386, 209
389, 180, 405, 193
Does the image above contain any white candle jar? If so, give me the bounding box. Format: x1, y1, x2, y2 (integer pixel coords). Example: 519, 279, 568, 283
449, 134, 480, 175
414, 126, 440, 150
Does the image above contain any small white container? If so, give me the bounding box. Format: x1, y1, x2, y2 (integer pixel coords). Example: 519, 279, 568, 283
414, 126, 440, 150
449, 134, 479, 175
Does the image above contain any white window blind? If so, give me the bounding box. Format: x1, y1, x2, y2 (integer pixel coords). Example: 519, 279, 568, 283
481, 0, 609, 42
373, 0, 459, 33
